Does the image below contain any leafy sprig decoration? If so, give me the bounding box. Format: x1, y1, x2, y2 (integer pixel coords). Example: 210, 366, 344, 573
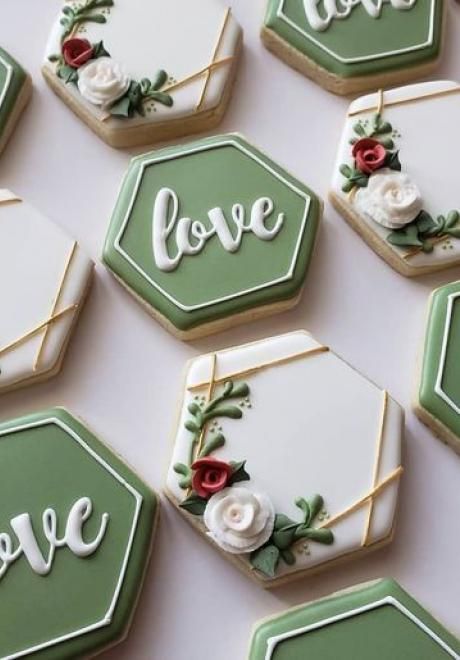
340, 113, 401, 193
173, 379, 250, 489
250, 495, 334, 578
110, 71, 173, 118
59, 0, 114, 42
387, 210, 460, 253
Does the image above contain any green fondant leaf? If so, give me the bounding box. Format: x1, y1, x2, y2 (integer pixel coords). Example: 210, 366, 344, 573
295, 497, 311, 524
250, 545, 280, 578
280, 549, 296, 565
48, 53, 61, 63
342, 180, 355, 194
187, 402, 201, 416
93, 40, 110, 58
375, 121, 392, 135
109, 95, 132, 117
203, 406, 243, 423
273, 514, 297, 530
151, 69, 168, 91
93, 0, 115, 6
184, 420, 200, 434
379, 137, 394, 150
179, 494, 208, 516
302, 528, 335, 545
353, 122, 366, 137
415, 210, 436, 234
422, 240, 434, 253
147, 91, 174, 107
173, 463, 192, 489
445, 227, 460, 238
446, 210, 460, 229
308, 494, 324, 523
199, 433, 226, 457
62, 5, 75, 15
58, 65, 78, 84
272, 526, 297, 550
140, 78, 151, 94
229, 382, 250, 398
339, 163, 352, 178
371, 113, 381, 133
60, 17, 71, 27
83, 13, 107, 24
228, 460, 250, 485
387, 224, 422, 249
386, 150, 402, 171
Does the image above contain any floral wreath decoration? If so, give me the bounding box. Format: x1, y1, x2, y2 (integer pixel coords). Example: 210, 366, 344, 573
48, 0, 174, 118
339, 94, 460, 257
173, 379, 334, 579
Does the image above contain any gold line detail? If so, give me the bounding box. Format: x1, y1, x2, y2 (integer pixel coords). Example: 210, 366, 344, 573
402, 234, 452, 260
362, 390, 388, 547
187, 346, 330, 392
0, 305, 78, 358
348, 86, 460, 117
319, 465, 403, 531
164, 57, 234, 95
195, 7, 231, 111
34, 241, 78, 372
376, 89, 384, 115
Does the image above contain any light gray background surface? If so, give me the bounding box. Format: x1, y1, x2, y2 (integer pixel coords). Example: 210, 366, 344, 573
1, 1, 459, 658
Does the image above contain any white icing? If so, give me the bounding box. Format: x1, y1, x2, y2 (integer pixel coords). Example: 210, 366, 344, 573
0, 415, 144, 660
203, 487, 275, 554
302, 0, 417, 32
44, 0, 242, 127
77, 57, 130, 107
264, 596, 460, 659
166, 331, 403, 578
113, 137, 311, 312
0, 195, 93, 391
152, 187, 285, 272
1, 498, 109, 579
354, 169, 423, 229
276, 0, 436, 65
331, 81, 460, 269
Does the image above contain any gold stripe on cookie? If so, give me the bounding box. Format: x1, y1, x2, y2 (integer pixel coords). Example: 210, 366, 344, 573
348, 86, 460, 117
195, 7, 232, 111
187, 346, 330, 392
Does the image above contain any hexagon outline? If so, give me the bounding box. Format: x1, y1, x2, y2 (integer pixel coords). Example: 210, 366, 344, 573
112, 137, 312, 312
276, 0, 436, 64
435, 292, 460, 415
0, 54, 13, 108
0, 416, 143, 660
266, 597, 460, 658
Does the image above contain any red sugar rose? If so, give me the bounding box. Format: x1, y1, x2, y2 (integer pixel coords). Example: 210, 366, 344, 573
191, 458, 233, 498
352, 138, 386, 175
62, 38, 94, 68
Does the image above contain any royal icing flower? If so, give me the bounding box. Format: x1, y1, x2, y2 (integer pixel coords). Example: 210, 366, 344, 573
62, 38, 95, 69
352, 138, 386, 174
77, 57, 130, 108
355, 168, 423, 229
191, 458, 233, 498
203, 487, 275, 554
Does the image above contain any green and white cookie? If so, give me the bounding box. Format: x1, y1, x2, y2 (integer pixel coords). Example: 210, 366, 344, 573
415, 280, 460, 454
42, 0, 242, 148
165, 331, 403, 587
103, 134, 321, 340
0, 46, 31, 155
330, 81, 460, 276
0, 408, 158, 659
261, 0, 444, 95
249, 579, 460, 659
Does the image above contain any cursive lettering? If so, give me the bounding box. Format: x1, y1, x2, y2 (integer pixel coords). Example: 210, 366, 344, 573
152, 187, 285, 272
302, 0, 417, 31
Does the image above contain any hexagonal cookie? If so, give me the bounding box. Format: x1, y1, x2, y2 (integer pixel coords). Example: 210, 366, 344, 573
330, 81, 460, 277
0, 46, 31, 155
249, 579, 460, 658
0, 191, 93, 393
103, 135, 321, 340
165, 331, 403, 587
42, 0, 242, 148
415, 280, 460, 454
0, 408, 158, 659
261, 0, 444, 95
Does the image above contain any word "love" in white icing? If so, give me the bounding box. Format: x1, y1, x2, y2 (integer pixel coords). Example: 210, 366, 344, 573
152, 188, 285, 272
302, 0, 416, 31
0, 497, 109, 579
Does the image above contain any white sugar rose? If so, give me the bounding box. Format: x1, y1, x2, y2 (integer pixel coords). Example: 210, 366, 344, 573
355, 168, 423, 229
203, 487, 275, 554
77, 57, 130, 108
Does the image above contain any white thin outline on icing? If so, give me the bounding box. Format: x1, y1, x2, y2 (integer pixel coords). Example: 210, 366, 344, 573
0, 54, 13, 111
276, 0, 436, 64
264, 596, 460, 659
112, 137, 311, 312
435, 292, 460, 415
0, 416, 143, 660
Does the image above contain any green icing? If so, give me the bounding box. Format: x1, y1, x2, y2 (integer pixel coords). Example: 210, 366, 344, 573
419, 281, 460, 438
0, 408, 157, 660
103, 134, 320, 332
264, 0, 443, 78
249, 579, 460, 659
0, 46, 27, 138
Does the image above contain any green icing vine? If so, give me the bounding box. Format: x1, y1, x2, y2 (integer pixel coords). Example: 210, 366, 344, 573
174, 379, 334, 578
49, 0, 174, 117
339, 111, 460, 255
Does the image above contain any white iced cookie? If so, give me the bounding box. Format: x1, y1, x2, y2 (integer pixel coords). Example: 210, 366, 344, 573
204, 487, 275, 554
42, 0, 243, 148
355, 169, 423, 229
0, 191, 93, 394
